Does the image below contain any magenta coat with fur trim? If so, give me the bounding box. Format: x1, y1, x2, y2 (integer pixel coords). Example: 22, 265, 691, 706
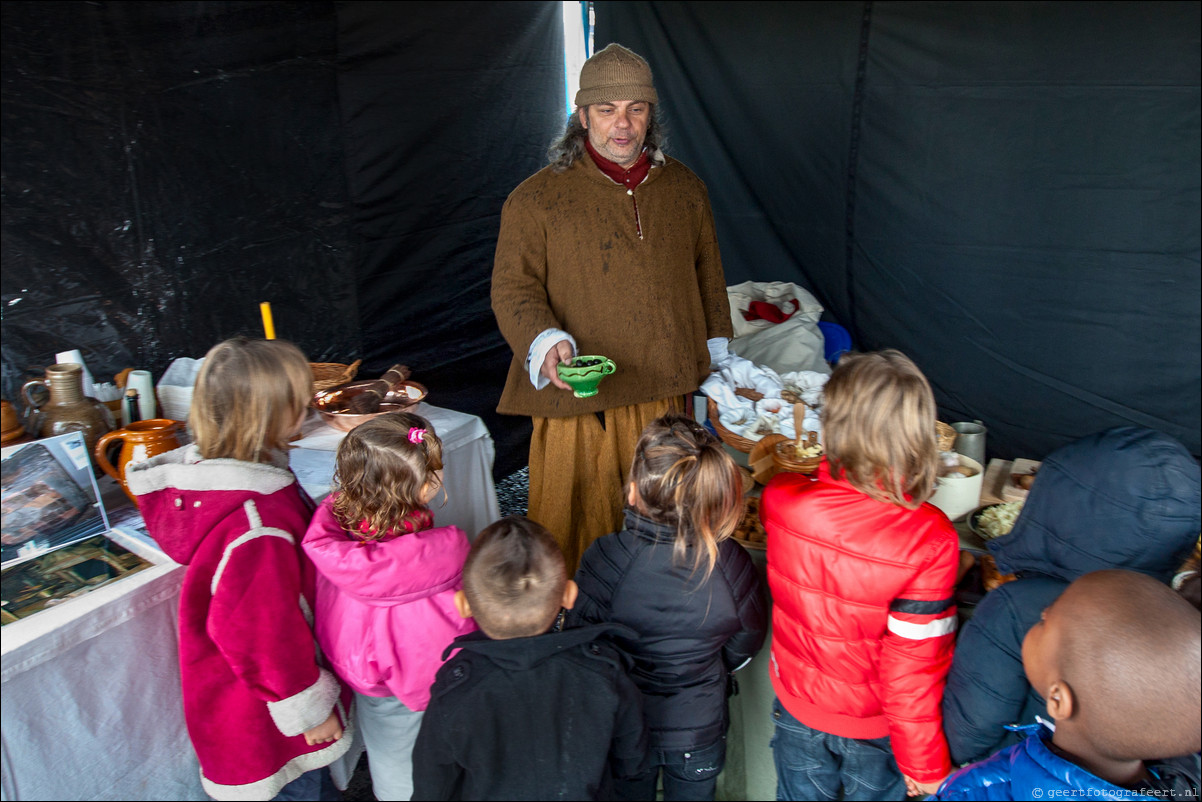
126, 446, 354, 801
302, 496, 477, 709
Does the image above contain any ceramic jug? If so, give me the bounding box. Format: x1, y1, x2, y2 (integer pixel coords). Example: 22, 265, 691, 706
95, 418, 183, 504
1, 399, 26, 445
22, 362, 113, 456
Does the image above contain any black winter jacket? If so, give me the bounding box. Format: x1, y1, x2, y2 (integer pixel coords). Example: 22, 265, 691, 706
942, 426, 1201, 766
567, 509, 770, 751
411, 623, 648, 801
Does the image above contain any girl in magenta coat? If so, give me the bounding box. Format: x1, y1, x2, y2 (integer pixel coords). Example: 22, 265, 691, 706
127, 337, 353, 800
302, 410, 476, 801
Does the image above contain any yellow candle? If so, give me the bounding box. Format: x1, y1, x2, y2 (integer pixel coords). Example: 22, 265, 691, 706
260, 302, 276, 340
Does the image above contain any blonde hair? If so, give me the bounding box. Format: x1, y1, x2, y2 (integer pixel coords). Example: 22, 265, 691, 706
821, 349, 938, 507
331, 411, 444, 538
463, 516, 566, 639
628, 413, 744, 580
190, 337, 312, 463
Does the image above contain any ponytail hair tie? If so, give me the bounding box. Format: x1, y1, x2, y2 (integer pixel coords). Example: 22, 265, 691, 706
408, 427, 427, 445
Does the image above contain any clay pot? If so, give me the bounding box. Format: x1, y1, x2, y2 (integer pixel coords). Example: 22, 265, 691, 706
95, 418, 184, 504
21, 363, 113, 456
1, 399, 26, 445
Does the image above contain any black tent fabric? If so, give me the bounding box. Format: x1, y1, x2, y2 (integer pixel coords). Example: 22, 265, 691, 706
334, 1, 564, 476
597, 1, 1201, 460
2, 1, 358, 387
1, 1, 565, 478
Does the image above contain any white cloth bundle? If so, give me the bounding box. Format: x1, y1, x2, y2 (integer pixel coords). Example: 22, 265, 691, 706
701, 355, 828, 441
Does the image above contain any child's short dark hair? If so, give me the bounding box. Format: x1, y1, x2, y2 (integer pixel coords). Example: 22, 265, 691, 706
463, 516, 566, 639
1054, 570, 1201, 759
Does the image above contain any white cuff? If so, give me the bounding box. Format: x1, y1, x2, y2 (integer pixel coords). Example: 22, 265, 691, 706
527, 329, 577, 389
266, 667, 341, 737
707, 337, 731, 370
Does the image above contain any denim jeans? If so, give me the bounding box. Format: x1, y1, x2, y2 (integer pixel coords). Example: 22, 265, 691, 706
612, 736, 726, 801
271, 766, 339, 801
355, 691, 424, 801
770, 697, 906, 801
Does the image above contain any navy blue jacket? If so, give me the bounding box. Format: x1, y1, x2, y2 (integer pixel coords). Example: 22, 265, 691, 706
933, 725, 1201, 801
942, 427, 1200, 765
567, 509, 769, 751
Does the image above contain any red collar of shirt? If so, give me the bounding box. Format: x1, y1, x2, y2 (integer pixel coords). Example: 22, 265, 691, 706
353, 507, 434, 544
584, 138, 651, 189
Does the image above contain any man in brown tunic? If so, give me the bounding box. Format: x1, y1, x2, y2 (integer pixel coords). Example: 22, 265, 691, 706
491, 43, 733, 572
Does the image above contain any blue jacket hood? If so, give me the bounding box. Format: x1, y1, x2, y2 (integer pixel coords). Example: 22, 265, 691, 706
933, 726, 1199, 801
989, 427, 1200, 582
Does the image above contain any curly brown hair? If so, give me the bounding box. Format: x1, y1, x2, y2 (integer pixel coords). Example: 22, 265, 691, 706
331, 411, 444, 539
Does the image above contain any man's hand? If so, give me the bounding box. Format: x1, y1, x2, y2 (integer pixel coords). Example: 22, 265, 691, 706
303, 711, 343, 746
540, 339, 575, 390
904, 773, 946, 797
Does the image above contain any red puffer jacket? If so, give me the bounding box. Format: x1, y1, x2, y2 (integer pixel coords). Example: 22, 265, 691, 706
761, 463, 958, 783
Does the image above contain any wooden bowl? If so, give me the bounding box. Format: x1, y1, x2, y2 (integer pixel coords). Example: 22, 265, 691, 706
772, 440, 824, 474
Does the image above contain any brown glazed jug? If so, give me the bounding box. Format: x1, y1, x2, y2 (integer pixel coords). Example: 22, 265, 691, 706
95, 418, 183, 504
21, 362, 113, 456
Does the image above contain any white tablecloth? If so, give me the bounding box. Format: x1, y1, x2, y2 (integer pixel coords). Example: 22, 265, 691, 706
289, 402, 501, 537
1, 528, 207, 801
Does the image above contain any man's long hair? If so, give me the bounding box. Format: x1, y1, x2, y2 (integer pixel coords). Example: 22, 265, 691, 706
547, 104, 667, 172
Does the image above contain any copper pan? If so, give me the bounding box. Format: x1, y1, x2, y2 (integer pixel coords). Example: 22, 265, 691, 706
311, 380, 428, 433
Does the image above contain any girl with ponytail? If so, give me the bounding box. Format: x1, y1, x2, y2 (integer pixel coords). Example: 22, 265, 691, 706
567, 413, 769, 801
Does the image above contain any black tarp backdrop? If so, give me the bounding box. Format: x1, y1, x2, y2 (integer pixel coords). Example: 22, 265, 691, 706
1, 1, 565, 479
597, 1, 1202, 460
333, 1, 564, 477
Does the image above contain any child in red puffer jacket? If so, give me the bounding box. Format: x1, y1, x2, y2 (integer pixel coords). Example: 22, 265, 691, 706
761, 349, 960, 800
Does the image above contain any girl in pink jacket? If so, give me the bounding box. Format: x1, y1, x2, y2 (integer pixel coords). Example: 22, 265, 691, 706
302, 410, 476, 801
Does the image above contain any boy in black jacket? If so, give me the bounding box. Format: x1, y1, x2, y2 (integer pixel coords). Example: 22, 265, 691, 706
412, 515, 648, 801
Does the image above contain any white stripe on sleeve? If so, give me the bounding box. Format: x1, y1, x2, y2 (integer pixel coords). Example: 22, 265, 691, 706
886, 614, 957, 640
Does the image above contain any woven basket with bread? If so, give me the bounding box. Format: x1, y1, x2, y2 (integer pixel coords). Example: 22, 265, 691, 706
310, 360, 361, 392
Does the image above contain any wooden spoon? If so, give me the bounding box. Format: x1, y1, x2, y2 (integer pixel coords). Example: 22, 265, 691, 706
793, 401, 807, 453
345, 364, 411, 414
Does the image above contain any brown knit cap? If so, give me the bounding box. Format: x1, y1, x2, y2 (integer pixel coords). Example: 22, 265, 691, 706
575, 43, 659, 107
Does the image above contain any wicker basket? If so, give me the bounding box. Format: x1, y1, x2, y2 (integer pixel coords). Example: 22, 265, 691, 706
706, 388, 765, 453
731, 496, 767, 550
936, 421, 957, 452
771, 399, 824, 475
772, 439, 824, 474
310, 359, 361, 392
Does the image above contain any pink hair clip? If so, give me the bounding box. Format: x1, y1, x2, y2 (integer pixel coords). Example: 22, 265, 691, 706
408, 427, 427, 445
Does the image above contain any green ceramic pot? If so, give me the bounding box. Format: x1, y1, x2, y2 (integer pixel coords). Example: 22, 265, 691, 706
557, 355, 617, 398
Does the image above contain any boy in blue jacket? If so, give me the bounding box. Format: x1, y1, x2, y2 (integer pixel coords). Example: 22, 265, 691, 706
933, 569, 1200, 801
942, 427, 1200, 766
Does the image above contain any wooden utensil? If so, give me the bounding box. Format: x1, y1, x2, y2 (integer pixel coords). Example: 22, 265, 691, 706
748, 434, 788, 484
345, 364, 411, 414
793, 400, 806, 449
